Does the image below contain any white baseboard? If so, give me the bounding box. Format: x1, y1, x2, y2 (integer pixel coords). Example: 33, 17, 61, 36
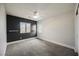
74, 48, 78, 53
7, 37, 75, 51
52, 41, 74, 49
7, 37, 36, 45
40, 38, 75, 50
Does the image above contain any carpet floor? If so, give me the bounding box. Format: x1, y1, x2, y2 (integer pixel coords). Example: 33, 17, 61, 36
5, 38, 78, 56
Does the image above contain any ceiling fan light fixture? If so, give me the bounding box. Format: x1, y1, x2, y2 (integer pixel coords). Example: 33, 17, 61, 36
33, 15, 39, 19
33, 11, 40, 19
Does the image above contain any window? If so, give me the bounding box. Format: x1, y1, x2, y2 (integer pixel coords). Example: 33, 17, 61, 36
32, 25, 36, 34
20, 22, 31, 33
25, 23, 31, 33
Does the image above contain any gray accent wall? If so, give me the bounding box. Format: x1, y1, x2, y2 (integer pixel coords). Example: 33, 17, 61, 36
7, 15, 37, 42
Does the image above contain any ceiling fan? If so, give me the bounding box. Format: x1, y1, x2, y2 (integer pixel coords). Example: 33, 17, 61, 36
33, 11, 40, 19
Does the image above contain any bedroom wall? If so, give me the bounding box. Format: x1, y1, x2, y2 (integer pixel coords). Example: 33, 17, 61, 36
77, 7, 79, 55
37, 11, 75, 49
7, 15, 37, 42
0, 4, 7, 56
74, 4, 78, 53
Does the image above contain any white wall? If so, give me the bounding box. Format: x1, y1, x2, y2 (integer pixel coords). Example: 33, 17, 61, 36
78, 8, 79, 55
0, 4, 7, 56
37, 11, 75, 49
74, 4, 78, 53
75, 14, 78, 53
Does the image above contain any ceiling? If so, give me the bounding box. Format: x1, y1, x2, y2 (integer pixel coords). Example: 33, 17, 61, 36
5, 3, 76, 21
